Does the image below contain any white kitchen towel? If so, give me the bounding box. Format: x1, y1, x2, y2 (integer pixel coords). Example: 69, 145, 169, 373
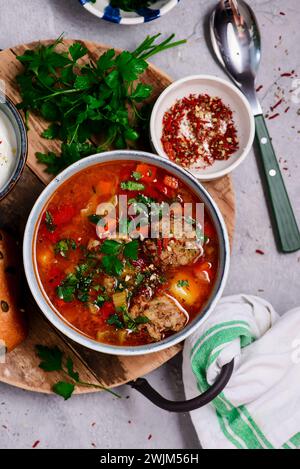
182, 295, 300, 449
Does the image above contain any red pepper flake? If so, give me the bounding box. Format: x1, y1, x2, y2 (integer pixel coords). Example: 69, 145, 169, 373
91, 422, 96, 427
268, 113, 280, 120
32, 440, 40, 448
91, 442, 96, 448
148, 434, 153, 440
283, 167, 289, 171
270, 98, 283, 112
161, 94, 239, 170
256, 249, 265, 255
128, 420, 132, 424
256, 85, 263, 92
284, 106, 290, 113
2, 425, 7, 429
281, 72, 293, 77
279, 11, 286, 16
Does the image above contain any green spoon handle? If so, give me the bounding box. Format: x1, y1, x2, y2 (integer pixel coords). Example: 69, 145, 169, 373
255, 114, 300, 253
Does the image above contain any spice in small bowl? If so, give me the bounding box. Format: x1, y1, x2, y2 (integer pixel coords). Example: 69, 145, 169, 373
150, 75, 255, 180
161, 93, 239, 170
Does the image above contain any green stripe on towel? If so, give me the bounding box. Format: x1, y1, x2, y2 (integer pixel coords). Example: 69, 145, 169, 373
191, 323, 273, 449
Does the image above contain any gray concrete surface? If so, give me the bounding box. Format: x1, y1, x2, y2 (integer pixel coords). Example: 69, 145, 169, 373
0, 0, 299, 449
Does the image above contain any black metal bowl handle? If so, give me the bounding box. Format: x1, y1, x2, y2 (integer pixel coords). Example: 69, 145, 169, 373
128, 359, 234, 413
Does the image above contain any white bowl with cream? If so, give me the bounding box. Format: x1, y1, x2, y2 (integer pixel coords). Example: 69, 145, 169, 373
150, 75, 255, 181
0, 94, 27, 201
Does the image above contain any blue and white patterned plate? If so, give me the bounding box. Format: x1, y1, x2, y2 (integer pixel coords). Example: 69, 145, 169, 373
79, 0, 180, 25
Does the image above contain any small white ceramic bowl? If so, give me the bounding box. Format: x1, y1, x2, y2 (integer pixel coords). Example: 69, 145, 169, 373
80, 0, 180, 25
150, 75, 255, 181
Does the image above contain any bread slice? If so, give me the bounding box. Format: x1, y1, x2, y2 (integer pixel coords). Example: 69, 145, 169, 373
0, 230, 27, 352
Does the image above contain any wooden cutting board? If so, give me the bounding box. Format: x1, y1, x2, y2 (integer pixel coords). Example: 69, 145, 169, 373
0, 40, 235, 394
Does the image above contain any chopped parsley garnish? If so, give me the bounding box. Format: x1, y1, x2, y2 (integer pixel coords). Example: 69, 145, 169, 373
107, 314, 124, 329
94, 295, 107, 307
56, 264, 94, 303
177, 279, 189, 288
120, 181, 145, 191
45, 211, 56, 233
135, 272, 145, 286
54, 239, 76, 258
132, 171, 142, 180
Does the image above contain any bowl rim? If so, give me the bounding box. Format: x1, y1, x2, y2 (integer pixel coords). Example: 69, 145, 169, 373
0, 94, 28, 201
150, 74, 255, 181
81, 0, 179, 24
23, 150, 230, 356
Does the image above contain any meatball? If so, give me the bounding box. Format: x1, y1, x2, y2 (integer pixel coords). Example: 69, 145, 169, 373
143, 236, 203, 269
130, 293, 188, 341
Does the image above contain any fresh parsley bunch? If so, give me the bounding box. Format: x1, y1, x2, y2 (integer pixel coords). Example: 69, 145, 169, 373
16, 34, 185, 174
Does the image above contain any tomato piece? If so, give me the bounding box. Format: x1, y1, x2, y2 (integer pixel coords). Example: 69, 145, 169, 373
101, 302, 115, 320
48, 266, 64, 288
155, 181, 174, 198
135, 164, 157, 183
52, 204, 76, 225
163, 175, 179, 190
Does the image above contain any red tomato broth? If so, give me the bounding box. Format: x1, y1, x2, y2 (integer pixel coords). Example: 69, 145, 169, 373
35, 161, 219, 346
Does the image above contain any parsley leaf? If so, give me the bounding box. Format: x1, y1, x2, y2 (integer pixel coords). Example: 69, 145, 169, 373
100, 240, 123, 256
101, 255, 124, 277
36, 345, 63, 371
123, 240, 139, 260
35, 344, 121, 399
53, 381, 75, 400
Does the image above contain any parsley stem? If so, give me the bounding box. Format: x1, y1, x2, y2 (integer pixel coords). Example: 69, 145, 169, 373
35, 88, 80, 101
61, 368, 121, 398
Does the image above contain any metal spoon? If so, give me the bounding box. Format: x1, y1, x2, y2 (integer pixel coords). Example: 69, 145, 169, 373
210, 0, 300, 253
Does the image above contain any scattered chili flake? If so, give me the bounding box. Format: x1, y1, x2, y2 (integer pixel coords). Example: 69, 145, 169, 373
91, 422, 96, 427
128, 420, 132, 424
268, 113, 280, 120
161, 94, 239, 170
32, 440, 40, 448
256, 249, 265, 255
284, 106, 290, 113
256, 85, 263, 92
281, 72, 293, 77
91, 442, 96, 448
270, 98, 283, 111
148, 434, 153, 440
279, 11, 286, 15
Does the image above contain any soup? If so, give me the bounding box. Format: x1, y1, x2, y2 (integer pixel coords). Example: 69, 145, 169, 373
36, 161, 219, 346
